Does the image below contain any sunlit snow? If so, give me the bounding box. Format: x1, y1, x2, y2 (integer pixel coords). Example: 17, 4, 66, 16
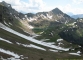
57, 39, 63, 42
69, 53, 81, 56
0, 48, 20, 58
49, 49, 58, 52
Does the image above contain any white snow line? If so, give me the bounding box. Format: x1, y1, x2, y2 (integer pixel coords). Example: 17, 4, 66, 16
0, 37, 13, 44
27, 44, 46, 51
16, 42, 46, 51
69, 53, 81, 56
0, 48, 20, 58
57, 39, 63, 42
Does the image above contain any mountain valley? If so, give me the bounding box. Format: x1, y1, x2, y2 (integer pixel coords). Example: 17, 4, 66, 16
0, 1, 83, 60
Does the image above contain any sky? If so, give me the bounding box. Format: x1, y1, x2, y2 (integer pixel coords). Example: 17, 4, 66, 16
0, 0, 83, 15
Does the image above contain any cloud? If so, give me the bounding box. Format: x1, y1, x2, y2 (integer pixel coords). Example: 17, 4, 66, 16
0, 0, 46, 13
73, 0, 83, 4
0, 0, 83, 14
58, 4, 83, 15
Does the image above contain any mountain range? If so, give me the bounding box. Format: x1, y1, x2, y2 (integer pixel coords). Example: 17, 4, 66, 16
71, 14, 83, 19
0, 1, 83, 60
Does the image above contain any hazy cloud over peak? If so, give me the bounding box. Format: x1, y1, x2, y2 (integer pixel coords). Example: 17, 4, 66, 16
0, 0, 83, 14
0, 0, 45, 13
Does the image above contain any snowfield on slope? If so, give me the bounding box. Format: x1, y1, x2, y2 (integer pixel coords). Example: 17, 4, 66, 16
0, 23, 70, 51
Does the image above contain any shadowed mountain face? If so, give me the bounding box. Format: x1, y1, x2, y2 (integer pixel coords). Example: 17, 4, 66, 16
0, 1, 83, 60
59, 18, 83, 47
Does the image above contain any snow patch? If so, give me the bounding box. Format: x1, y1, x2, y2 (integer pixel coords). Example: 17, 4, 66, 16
40, 14, 47, 18
0, 48, 20, 58
45, 42, 55, 45
57, 39, 63, 42
28, 17, 36, 22
78, 45, 81, 47
65, 21, 69, 24
77, 51, 81, 54
41, 39, 50, 42
71, 49, 75, 50
69, 53, 81, 56
28, 25, 34, 29
47, 14, 52, 19
39, 31, 44, 34
25, 15, 27, 18
58, 42, 63, 46
22, 18, 25, 20
27, 44, 46, 51
69, 51, 81, 56
9, 22, 12, 25
0, 55, 28, 60
51, 32, 53, 36
0, 37, 13, 44
10, 13, 12, 15
4, 21, 10, 27
49, 49, 58, 52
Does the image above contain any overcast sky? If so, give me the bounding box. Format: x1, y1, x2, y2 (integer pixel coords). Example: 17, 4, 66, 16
0, 0, 83, 14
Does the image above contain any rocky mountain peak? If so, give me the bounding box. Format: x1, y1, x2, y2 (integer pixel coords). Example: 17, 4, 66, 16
51, 8, 63, 14
0, 1, 11, 7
